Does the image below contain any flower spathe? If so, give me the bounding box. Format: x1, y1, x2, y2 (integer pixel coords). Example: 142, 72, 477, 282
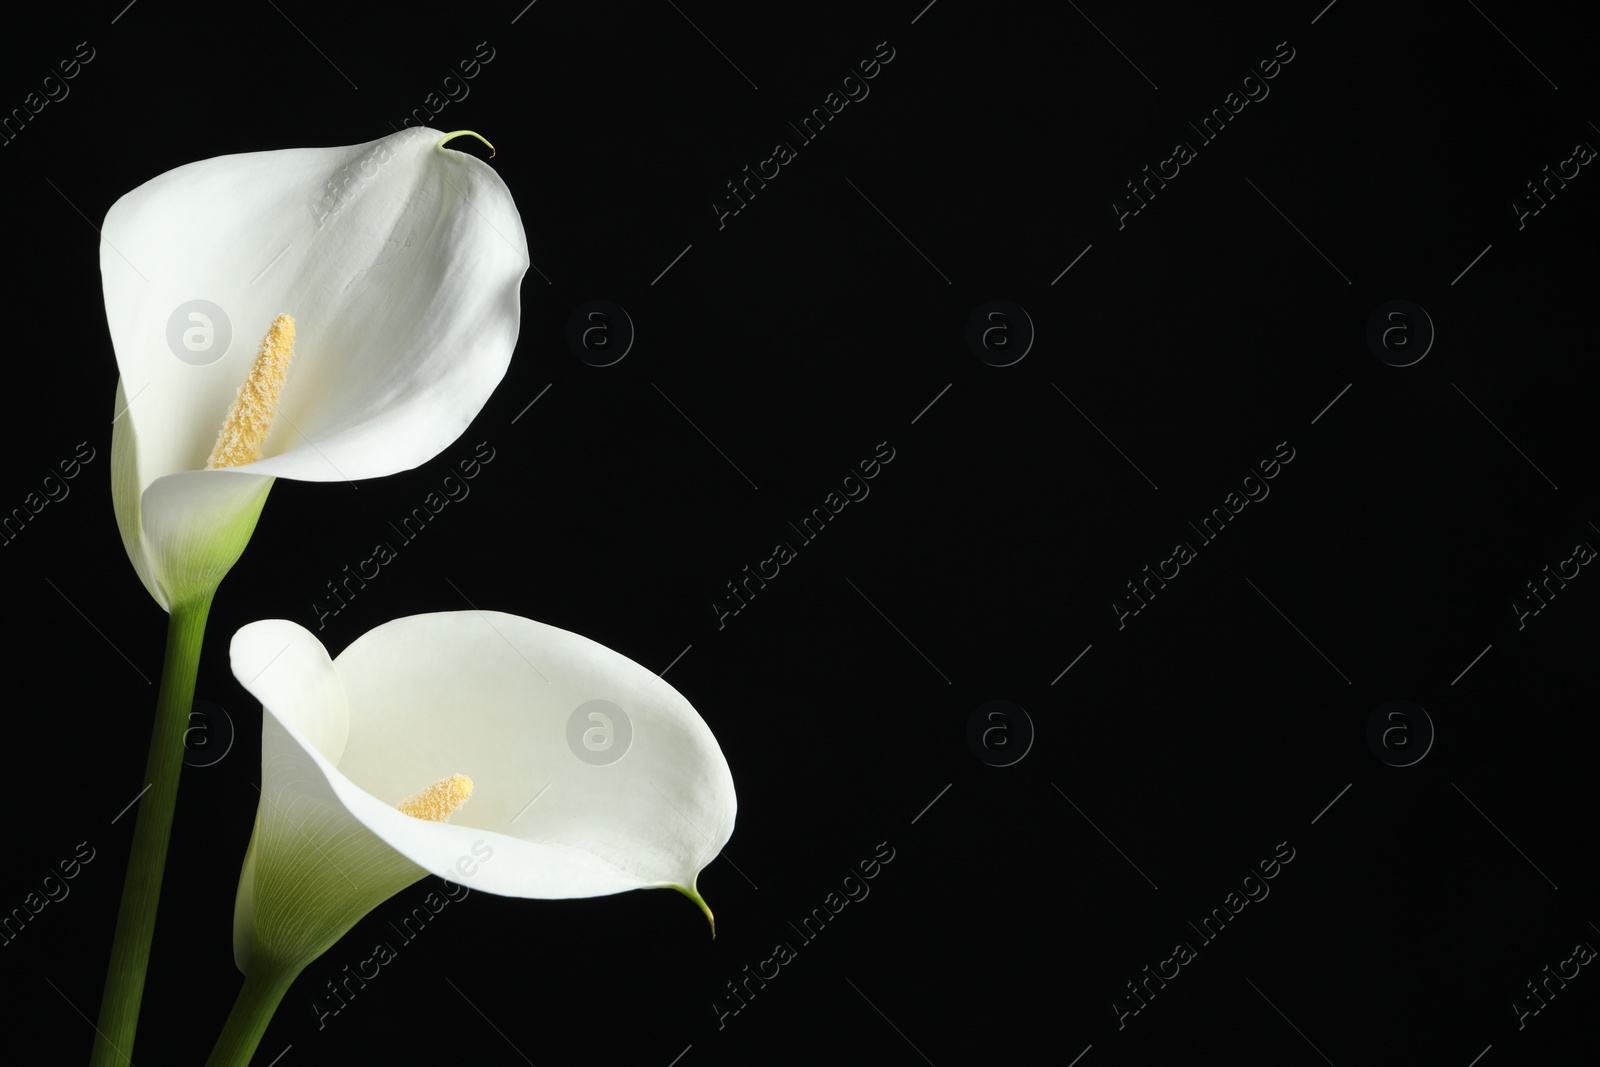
103, 128, 528, 610
229, 612, 738, 975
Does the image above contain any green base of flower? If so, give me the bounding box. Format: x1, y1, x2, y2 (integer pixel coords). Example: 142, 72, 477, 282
204, 961, 301, 1067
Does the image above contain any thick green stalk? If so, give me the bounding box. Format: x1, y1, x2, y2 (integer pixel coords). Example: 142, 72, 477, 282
89, 593, 214, 1066
204, 961, 300, 1067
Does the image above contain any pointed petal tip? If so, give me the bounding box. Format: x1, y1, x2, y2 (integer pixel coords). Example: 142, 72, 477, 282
437, 130, 496, 158
665, 882, 716, 938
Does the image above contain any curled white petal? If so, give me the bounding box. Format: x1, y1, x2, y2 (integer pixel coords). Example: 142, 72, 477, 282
229, 613, 737, 972
102, 129, 528, 607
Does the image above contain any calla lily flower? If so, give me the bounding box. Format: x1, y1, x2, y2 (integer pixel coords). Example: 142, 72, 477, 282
103, 127, 528, 610
228, 611, 738, 980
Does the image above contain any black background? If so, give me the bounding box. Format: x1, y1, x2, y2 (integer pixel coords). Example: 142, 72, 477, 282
4, 2, 1598, 1064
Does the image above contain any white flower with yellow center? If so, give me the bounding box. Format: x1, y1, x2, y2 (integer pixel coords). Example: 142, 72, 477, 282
102, 127, 528, 611
227, 611, 737, 986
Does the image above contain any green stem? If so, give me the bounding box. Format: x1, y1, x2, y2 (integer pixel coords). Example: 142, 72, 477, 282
204, 961, 301, 1067
89, 593, 214, 1067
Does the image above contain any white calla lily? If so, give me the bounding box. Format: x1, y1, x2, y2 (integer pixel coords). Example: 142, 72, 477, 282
228, 611, 737, 982
91, 129, 529, 1067
102, 127, 528, 610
